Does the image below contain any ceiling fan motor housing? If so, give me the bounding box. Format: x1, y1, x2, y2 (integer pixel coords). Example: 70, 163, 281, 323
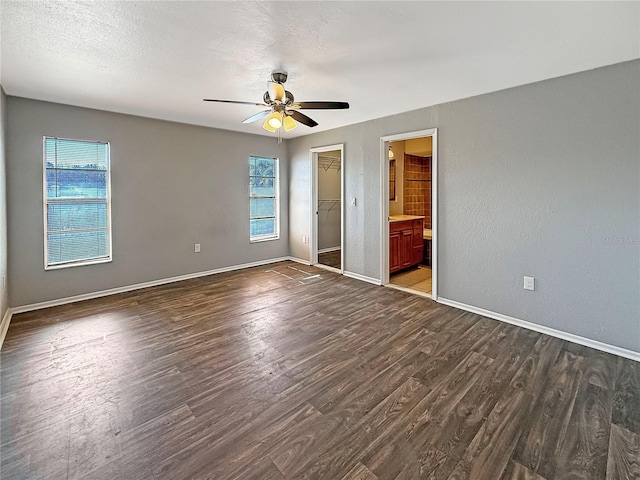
271, 71, 288, 84
264, 89, 294, 106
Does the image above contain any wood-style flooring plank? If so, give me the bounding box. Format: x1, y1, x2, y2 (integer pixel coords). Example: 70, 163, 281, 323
501, 461, 547, 480
445, 386, 534, 480
510, 334, 563, 393
606, 423, 640, 480
152, 400, 318, 479
580, 349, 618, 391
0, 420, 70, 480
268, 406, 349, 477
361, 351, 494, 479
306, 351, 424, 430
411, 327, 538, 480
612, 356, 640, 434
552, 382, 613, 480
288, 377, 432, 480
511, 350, 585, 479
412, 315, 498, 389
340, 462, 380, 480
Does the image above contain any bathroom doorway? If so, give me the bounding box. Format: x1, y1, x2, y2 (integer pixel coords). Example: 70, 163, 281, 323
380, 130, 437, 299
310, 144, 344, 273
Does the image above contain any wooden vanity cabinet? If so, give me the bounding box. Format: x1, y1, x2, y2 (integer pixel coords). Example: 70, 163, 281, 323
389, 231, 401, 272
389, 218, 423, 273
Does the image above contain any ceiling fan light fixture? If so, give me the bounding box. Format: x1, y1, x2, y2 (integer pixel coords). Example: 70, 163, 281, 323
268, 112, 283, 129
262, 119, 277, 132
283, 115, 297, 131
263, 111, 282, 131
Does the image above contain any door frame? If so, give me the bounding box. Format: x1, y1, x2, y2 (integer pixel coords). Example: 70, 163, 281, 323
310, 144, 345, 273
380, 129, 438, 299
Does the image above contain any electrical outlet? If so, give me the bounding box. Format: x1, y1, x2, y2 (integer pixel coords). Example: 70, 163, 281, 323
524, 276, 535, 291
194, 243, 201, 253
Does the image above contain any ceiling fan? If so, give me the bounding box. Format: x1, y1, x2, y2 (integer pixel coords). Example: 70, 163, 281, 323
203, 71, 349, 134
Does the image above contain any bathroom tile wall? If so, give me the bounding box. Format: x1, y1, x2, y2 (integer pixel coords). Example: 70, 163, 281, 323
403, 154, 431, 228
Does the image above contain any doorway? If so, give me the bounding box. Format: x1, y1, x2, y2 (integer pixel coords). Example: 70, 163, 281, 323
310, 144, 344, 273
380, 129, 438, 299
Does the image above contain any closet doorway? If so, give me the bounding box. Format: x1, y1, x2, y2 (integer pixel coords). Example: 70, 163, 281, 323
310, 144, 344, 273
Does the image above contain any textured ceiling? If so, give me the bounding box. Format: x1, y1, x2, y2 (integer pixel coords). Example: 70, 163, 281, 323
1, 1, 639, 138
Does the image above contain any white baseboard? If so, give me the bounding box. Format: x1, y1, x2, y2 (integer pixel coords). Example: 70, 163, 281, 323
287, 256, 311, 266
318, 247, 341, 254
11, 257, 292, 315
437, 297, 640, 363
0, 308, 13, 350
343, 270, 382, 286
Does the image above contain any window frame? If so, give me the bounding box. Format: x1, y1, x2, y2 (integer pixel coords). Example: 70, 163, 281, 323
42, 136, 113, 270
249, 156, 280, 243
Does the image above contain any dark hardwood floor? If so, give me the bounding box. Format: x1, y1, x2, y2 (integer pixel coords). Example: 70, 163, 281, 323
1, 261, 638, 480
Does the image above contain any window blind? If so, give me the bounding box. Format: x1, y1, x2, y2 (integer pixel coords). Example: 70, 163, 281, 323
44, 137, 112, 268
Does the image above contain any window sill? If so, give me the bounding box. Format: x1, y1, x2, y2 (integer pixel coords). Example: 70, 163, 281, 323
45, 257, 112, 271
250, 235, 280, 244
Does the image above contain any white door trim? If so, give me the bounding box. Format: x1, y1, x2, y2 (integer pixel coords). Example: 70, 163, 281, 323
310, 144, 345, 273
380, 129, 438, 300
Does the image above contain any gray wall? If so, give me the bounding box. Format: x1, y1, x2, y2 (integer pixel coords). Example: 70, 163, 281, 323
289, 60, 640, 353
7, 98, 289, 306
0, 87, 7, 319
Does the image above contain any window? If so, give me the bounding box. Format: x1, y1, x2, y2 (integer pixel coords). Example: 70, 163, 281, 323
249, 156, 279, 242
44, 137, 112, 269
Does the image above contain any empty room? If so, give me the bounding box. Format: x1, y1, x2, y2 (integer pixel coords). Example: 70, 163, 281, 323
0, 2, 639, 479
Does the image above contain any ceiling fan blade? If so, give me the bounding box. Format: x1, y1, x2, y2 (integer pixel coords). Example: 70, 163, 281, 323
289, 110, 318, 127
203, 99, 267, 107
242, 110, 272, 124
293, 101, 350, 110
267, 82, 286, 102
